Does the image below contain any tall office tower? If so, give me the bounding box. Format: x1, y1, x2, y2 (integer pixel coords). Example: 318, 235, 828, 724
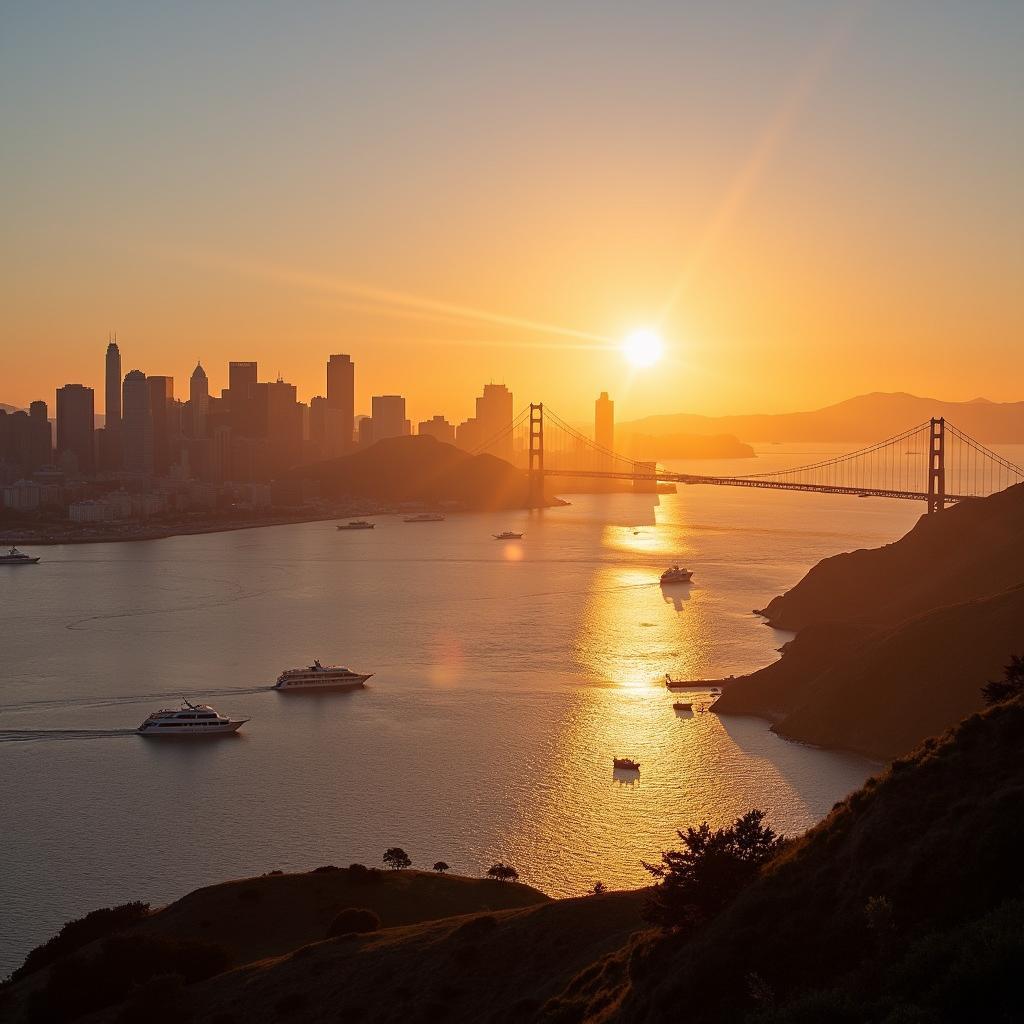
474, 383, 513, 460
370, 395, 406, 442
326, 354, 355, 452
28, 401, 52, 470
265, 378, 302, 475
418, 415, 455, 444
55, 384, 95, 476
146, 376, 175, 475
189, 362, 209, 438
595, 392, 614, 451
122, 370, 154, 475
104, 341, 121, 429
228, 361, 258, 436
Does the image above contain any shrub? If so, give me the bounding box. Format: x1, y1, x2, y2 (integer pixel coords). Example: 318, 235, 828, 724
312, 864, 339, 873
982, 655, 1024, 706
12, 901, 150, 983
486, 862, 519, 883
433, 861, 450, 874
327, 908, 381, 938
383, 847, 412, 870
642, 809, 783, 929
592, 881, 607, 896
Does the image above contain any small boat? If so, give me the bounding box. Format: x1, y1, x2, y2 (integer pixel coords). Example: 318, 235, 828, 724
137, 699, 248, 737
404, 513, 445, 523
337, 520, 375, 530
494, 531, 524, 540
672, 701, 693, 712
660, 565, 693, 584
666, 674, 724, 691
274, 660, 373, 692
0, 546, 40, 565
613, 757, 640, 771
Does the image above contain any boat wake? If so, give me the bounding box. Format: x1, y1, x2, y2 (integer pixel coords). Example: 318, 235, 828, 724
0, 728, 138, 744
0, 685, 273, 715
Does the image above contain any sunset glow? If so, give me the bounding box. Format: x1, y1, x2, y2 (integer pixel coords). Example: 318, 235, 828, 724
622, 329, 665, 369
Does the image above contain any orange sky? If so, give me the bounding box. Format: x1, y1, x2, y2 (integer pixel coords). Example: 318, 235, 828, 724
2, 4, 1022, 426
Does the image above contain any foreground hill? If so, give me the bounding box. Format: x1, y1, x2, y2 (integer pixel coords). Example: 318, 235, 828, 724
714, 484, 1024, 757
621, 391, 1024, 443
294, 434, 531, 509
551, 696, 1024, 1023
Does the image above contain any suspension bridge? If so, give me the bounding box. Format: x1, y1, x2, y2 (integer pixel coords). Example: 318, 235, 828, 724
474, 405, 1024, 512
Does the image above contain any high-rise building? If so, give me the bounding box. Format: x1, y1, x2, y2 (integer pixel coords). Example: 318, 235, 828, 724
228, 362, 259, 437
595, 392, 614, 452
147, 376, 175, 475
228, 361, 257, 398
189, 362, 209, 438
418, 415, 455, 444
370, 395, 407, 442
266, 378, 302, 475
105, 341, 121, 430
457, 384, 513, 459
56, 384, 95, 476
326, 354, 355, 453
122, 370, 154, 476
28, 401, 51, 470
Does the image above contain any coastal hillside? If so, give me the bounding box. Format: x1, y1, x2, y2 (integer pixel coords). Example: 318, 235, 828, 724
621, 392, 1024, 444
757, 483, 1024, 632
294, 434, 530, 509
551, 696, 1024, 1023
713, 484, 1024, 757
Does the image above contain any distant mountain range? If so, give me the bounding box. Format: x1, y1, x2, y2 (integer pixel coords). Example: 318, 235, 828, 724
621, 392, 1024, 444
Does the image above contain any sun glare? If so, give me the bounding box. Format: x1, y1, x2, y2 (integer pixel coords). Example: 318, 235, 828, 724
622, 328, 665, 368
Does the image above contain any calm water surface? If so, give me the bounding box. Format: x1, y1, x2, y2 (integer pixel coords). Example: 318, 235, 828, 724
0, 450, 924, 974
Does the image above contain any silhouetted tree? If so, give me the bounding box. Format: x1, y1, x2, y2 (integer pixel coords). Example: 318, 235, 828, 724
642, 809, 783, 929
433, 861, 450, 874
486, 862, 519, 883
592, 881, 606, 896
982, 655, 1024, 706
382, 847, 412, 870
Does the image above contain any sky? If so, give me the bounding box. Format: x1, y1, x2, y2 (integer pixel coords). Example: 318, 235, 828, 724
2, 1, 1022, 426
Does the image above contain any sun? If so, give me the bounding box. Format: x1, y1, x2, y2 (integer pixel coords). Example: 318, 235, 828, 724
621, 328, 664, 368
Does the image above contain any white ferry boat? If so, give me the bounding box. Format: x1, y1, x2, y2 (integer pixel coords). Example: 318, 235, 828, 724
0, 546, 40, 565
404, 513, 445, 523
137, 700, 248, 737
274, 659, 373, 692
660, 565, 693, 584
337, 520, 375, 531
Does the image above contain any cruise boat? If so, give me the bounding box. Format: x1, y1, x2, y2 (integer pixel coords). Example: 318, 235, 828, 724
137, 700, 248, 737
0, 546, 40, 565
660, 565, 693, 584
337, 520, 375, 530
493, 531, 524, 540
613, 757, 640, 771
274, 659, 373, 692
404, 513, 445, 523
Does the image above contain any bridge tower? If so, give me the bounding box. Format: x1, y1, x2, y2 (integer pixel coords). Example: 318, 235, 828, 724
927, 417, 946, 514
528, 403, 544, 508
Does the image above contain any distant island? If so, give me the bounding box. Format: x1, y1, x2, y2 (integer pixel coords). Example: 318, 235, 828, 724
621, 391, 1024, 444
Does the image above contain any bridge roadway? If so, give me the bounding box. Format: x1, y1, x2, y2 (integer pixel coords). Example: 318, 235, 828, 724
538, 468, 968, 504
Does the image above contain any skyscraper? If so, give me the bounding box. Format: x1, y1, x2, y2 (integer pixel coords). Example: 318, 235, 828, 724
595, 392, 614, 452
100, 340, 122, 471
55, 384, 95, 476
474, 383, 513, 460
28, 401, 51, 470
147, 376, 175, 475
189, 362, 209, 438
326, 354, 355, 453
122, 370, 154, 476
370, 395, 407, 442
266, 378, 302, 475
418, 415, 456, 444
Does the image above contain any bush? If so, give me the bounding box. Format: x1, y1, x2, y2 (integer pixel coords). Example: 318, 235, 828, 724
383, 847, 412, 870
313, 864, 339, 873
486, 862, 519, 883
12, 901, 150, 983
433, 861, 450, 874
327, 908, 381, 938
982, 655, 1024, 706
642, 809, 783, 929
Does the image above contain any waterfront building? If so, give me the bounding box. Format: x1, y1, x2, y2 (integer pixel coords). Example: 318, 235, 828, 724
326, 354, 355, 453
147, 376, 175, 476
122, 370, 154, 476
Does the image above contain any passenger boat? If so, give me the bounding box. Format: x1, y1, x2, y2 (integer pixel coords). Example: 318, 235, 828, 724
660, 565, 693, 584
493, 531, 524, 540
672, 701, 693, 712
404, 513, 445, 523
274, 659, 373, 692
0, 546, 40, 565
137, 699, 247, 736
337, 520, 375, 530
613, 757, 640, 771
